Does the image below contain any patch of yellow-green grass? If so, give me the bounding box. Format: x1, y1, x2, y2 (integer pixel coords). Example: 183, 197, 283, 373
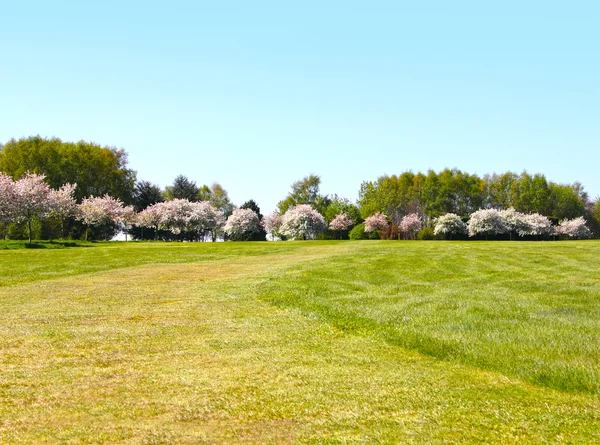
1, 242, 599, 443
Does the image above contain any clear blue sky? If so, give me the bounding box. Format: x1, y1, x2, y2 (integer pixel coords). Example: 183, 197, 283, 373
2, 1, 598, 213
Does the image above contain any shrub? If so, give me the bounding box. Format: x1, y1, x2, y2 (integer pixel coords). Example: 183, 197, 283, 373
349, 223, 379, 240
417, 227, 435, 240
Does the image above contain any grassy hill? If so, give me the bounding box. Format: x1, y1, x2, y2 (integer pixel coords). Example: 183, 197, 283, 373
1, 240, 599, 443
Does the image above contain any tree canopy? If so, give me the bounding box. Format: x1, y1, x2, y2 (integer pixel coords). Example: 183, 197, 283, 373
0, 136, 136, 203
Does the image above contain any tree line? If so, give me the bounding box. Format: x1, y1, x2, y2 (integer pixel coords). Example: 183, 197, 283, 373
1, 135, 599, 241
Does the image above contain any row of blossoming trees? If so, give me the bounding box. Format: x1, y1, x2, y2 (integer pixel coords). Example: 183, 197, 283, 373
0, 172, 592, 242
363, 209, 592, 240
0, 173, 354, 242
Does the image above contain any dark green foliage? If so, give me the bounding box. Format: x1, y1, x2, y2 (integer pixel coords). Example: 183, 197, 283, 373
0, 136, 136, 203
239, 200, 266, 241
164, 175, 199, 201
133, 180, 164, 211
240, 199, 262, 218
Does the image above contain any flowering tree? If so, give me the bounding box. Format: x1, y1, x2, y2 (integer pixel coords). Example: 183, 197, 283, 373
137, 203, 165, 239
13, 173, 57, 243
329, 213, 354, 239
364, 212, 389, 233
280, 204, 327, 240
433, 213, 466, 239
262, 213, 283, 240
499, 207, 520, 240
189, 201, 225, 241
158, 199, 194, 236
516, 213, 554, 237
118, 206, 138, 241
557, 217, 592, 239
224, 208, 261, 241
399, 213, 422, 240
467, 208, 508, 238
78, 194, 125, 240
49, 183, 78, 238
0, 173, 17, 225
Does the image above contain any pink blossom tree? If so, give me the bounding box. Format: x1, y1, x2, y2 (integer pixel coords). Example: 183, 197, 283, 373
78, 194, 125, 240
158, 199, 194, 237
0, 173, 17, 227
262, 213, 283, 240
137, 203, 166, 240
399, 213, 422, 240
189, 201, 226, 241
329, 213, 354, 239
13, 173, 57, 243
49, 183, 78, 238
280, 204, 327, 240
364, 212, 389, 233
118, 206, 138, 241
224, 208, 261, 241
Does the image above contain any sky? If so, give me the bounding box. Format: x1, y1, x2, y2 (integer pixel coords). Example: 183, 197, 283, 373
1, 1, 599, 213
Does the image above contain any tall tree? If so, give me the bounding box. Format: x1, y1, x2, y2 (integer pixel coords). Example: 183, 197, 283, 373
164, 175, 199, 201
278, 174, 328, 215
0, 136, 136, 203
207, 183, 234, 217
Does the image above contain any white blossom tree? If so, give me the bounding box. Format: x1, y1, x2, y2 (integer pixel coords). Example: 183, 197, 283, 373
557, 217, 592, 239
467, 208, 508, 239
329, 213, 354, 239
400, 213, 422, 240
224, 208, 261, 241
516, 213, 554, 238
434, 213, 466, 239
280, 204, 327, 240
499, 207, 520, 240
364, 212, 389, 233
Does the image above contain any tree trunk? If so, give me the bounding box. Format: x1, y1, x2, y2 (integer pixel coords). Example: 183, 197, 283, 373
28, 219, 32, 244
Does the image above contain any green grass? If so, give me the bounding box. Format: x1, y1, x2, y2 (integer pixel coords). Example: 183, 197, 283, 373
1, 240, 599, 443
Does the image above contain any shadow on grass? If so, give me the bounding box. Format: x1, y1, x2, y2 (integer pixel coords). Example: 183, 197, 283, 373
1, 240, 95, 250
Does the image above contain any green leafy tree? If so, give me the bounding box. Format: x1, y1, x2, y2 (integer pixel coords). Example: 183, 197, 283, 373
277, 174, 328, 215
0, 136, 136, 203
207, 183, 234, 217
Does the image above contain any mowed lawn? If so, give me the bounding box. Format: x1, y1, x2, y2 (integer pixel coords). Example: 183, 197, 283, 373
1, 241, 599, 444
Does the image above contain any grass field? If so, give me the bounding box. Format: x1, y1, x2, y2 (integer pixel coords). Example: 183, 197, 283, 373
1, 240, 599, 443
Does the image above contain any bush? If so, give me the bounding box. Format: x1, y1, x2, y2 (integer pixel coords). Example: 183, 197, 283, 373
349, 223, 379, 240
417, 227, 436, 240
